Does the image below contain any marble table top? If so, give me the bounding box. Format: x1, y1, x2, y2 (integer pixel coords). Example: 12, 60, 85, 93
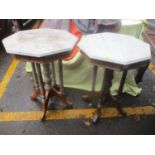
78, 32, 151, 65
2, 29, 78, 57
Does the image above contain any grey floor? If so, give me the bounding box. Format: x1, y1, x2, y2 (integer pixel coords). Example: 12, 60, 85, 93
0, 48, 155, 135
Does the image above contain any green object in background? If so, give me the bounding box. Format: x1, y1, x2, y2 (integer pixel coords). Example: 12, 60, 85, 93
120, 20, 143, 38
26, 20, 148, 96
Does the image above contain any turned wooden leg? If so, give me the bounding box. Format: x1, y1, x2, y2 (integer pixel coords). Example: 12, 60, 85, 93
82, 65, 99, 102
41, 90, 51, 121
51, 61, 60, 90
51, 61, 57, 86
112, 70, 128, 116
92, 68, 113, 123
58, 59, 64, 93
118, 70, 128, 95
98, 68, 113, 108
42, 63, 52, 91
35, 64, 46, 102
35, 64, 47, 120
92, 65, 98, 92
135, 62, 150, 84
41, 63, 53, 120
31, 63, 40, 101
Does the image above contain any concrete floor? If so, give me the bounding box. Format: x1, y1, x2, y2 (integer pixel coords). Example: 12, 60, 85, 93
0, 35, 155, 135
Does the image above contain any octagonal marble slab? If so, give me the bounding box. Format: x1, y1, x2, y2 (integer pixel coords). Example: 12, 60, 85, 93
2, 29, 78, 57
78, 32, 151, 65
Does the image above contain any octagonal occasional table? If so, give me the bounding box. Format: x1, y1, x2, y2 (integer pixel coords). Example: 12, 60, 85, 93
78, 32, 151, 122
2, 28, 78, 120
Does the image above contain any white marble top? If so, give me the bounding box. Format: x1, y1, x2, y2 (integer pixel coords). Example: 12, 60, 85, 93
78, 32, 151, 65
2, 29, 78, 57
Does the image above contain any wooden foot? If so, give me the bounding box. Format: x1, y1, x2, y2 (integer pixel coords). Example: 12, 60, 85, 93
91, 95, 108, 123
91, 104, 102, 123
116, 103, 126, 116
41, 90, 51, 121
31, 86, 72, 120
31, 89, 41, 101
41, 87, 73, 120
92, 112, 100, 123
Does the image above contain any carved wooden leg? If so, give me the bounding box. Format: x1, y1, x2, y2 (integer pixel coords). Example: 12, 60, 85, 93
118, 70, 127, 95
112, 70, 128, 116
82, 65, 99, 102
35, 64, 47, 120
41, 90, 51, 121
35, 64, 46, 102
135, 62, 150, 84
100, 69, 113, 101
92, 68, 113, 123
41, 63, 53, 120
92, 65, 98, 92
58, 59, 64, 93
31, 63, 40, 101
51, 61, 57, 86
42, 63, 52, 91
